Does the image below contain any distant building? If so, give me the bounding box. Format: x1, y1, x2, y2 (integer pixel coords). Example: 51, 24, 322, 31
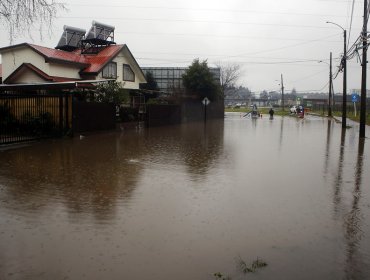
141, 67, 221, 94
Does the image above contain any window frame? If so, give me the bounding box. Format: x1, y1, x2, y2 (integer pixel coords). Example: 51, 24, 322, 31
123, 64, 135, 82
102, 62, 117, 79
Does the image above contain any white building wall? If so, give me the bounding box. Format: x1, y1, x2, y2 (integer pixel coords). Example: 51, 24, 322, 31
49, 63, 81, 79
1, 47, 48, 81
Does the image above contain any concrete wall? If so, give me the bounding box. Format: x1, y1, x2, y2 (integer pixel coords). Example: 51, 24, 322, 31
145, 100, 224, 127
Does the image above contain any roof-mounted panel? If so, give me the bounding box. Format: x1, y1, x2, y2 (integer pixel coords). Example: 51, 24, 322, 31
56, 25, 86, 51
85, 21, 115, 43
81, 21, 116, 54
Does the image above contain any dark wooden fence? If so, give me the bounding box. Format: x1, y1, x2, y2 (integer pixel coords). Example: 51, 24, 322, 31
73, 101, 116, 133
146, 104, 181, 127
0, 91, 71, 145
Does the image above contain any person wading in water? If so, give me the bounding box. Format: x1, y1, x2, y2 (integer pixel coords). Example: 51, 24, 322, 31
269, 107, 275, 120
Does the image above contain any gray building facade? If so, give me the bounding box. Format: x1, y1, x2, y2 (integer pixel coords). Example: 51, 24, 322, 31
141, 67, 221, 94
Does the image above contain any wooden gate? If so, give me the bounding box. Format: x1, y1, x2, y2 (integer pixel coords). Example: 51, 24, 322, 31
0, 91, 71, 145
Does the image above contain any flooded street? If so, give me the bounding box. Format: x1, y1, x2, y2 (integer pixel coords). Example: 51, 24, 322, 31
1, 113, 370, 280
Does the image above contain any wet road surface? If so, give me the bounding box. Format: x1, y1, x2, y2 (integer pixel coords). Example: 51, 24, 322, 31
0, 113, 369, 280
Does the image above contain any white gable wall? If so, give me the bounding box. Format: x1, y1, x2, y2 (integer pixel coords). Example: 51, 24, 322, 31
1, 47, 48, 81
97, 47, 146, 89
12, 70, 47, 83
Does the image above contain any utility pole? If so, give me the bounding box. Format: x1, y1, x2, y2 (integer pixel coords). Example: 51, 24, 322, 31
326, 21, 347, 128
329, 52, 333, 117
281, 74, 285, 111
360, 0, 368, 138
342, 30, 347, 128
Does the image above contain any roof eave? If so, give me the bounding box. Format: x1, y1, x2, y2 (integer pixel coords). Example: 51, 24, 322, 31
45, 57, 89, 68
0, 43, 29, 53
123, 45, 146, 82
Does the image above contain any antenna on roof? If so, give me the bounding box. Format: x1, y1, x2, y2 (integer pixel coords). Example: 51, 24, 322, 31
56, 25, 86, 51
81, 21, 116, 54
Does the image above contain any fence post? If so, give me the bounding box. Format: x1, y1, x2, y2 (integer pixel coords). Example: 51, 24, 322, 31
59, 93, 63, 136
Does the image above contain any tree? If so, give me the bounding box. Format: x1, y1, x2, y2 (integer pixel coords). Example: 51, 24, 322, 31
260, 90, 269, 99
0, 0, 66, 43
95, 81, 128, 105
182, 59, 220, 101
140, 72, 159, 91
216, 62, 242, 97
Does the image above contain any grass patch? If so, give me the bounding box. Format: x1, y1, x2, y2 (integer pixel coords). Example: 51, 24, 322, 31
225, 107, 290, 116
308, 110, 370, 125
213, 256, 268, 280
237, 256, 268, 274
213, 272, 232, 280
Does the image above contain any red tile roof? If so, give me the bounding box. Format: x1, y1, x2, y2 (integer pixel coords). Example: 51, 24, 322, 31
81, 45, 124, 73
28, 44, 124, 74
29, 44, 89, 66
0, 43, 125, 74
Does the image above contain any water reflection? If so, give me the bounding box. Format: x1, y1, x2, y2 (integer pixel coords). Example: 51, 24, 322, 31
278, 117, 284, 152
0, 115, 369, 280
180, 120, 224, 178
343, 138, 365, 280
0, 133, 146, 222
0, 120, 225, 220
333, 128, 346, 215
323, 119, 333, 177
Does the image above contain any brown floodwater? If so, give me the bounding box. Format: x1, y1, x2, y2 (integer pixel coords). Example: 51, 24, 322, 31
0, 113, 369, 280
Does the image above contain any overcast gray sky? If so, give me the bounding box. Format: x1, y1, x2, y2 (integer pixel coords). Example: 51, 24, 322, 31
0, 0, 368, 94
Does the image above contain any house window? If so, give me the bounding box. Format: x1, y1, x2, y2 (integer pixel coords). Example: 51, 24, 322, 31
102, 62, 117, 78
123, 64, 135, 82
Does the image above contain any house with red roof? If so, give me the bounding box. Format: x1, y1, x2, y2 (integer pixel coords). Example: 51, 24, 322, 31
0, 22, 146, 88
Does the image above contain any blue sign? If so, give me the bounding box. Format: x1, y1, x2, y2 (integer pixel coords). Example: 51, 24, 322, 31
351, 93, 359, 103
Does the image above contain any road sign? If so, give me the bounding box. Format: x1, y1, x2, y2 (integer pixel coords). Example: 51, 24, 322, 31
351, 93, 359, 103
202, 97, 210, 106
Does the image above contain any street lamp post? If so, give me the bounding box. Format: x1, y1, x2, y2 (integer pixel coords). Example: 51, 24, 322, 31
281, 74, 285, 111
275, 76, 285, 111
319, 55, 333, 117
326, 21, 347, 128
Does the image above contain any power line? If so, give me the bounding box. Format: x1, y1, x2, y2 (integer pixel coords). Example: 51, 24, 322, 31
296, 81, 330, 93
347, 0, 356, 45
137, 51, 334, 63
136, 33, 343, 64
58, 16, 342, 30
290, 69, 329, 83
112, 30, 344, 42
220, 33, 342, 58
69, 3, 352, 18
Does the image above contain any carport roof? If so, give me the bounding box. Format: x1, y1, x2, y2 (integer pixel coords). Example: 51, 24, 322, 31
0, 79, 115, 91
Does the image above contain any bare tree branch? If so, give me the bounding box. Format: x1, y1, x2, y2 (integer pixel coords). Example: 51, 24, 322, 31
0, 0, 66, 44
216, 62, 242, 97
